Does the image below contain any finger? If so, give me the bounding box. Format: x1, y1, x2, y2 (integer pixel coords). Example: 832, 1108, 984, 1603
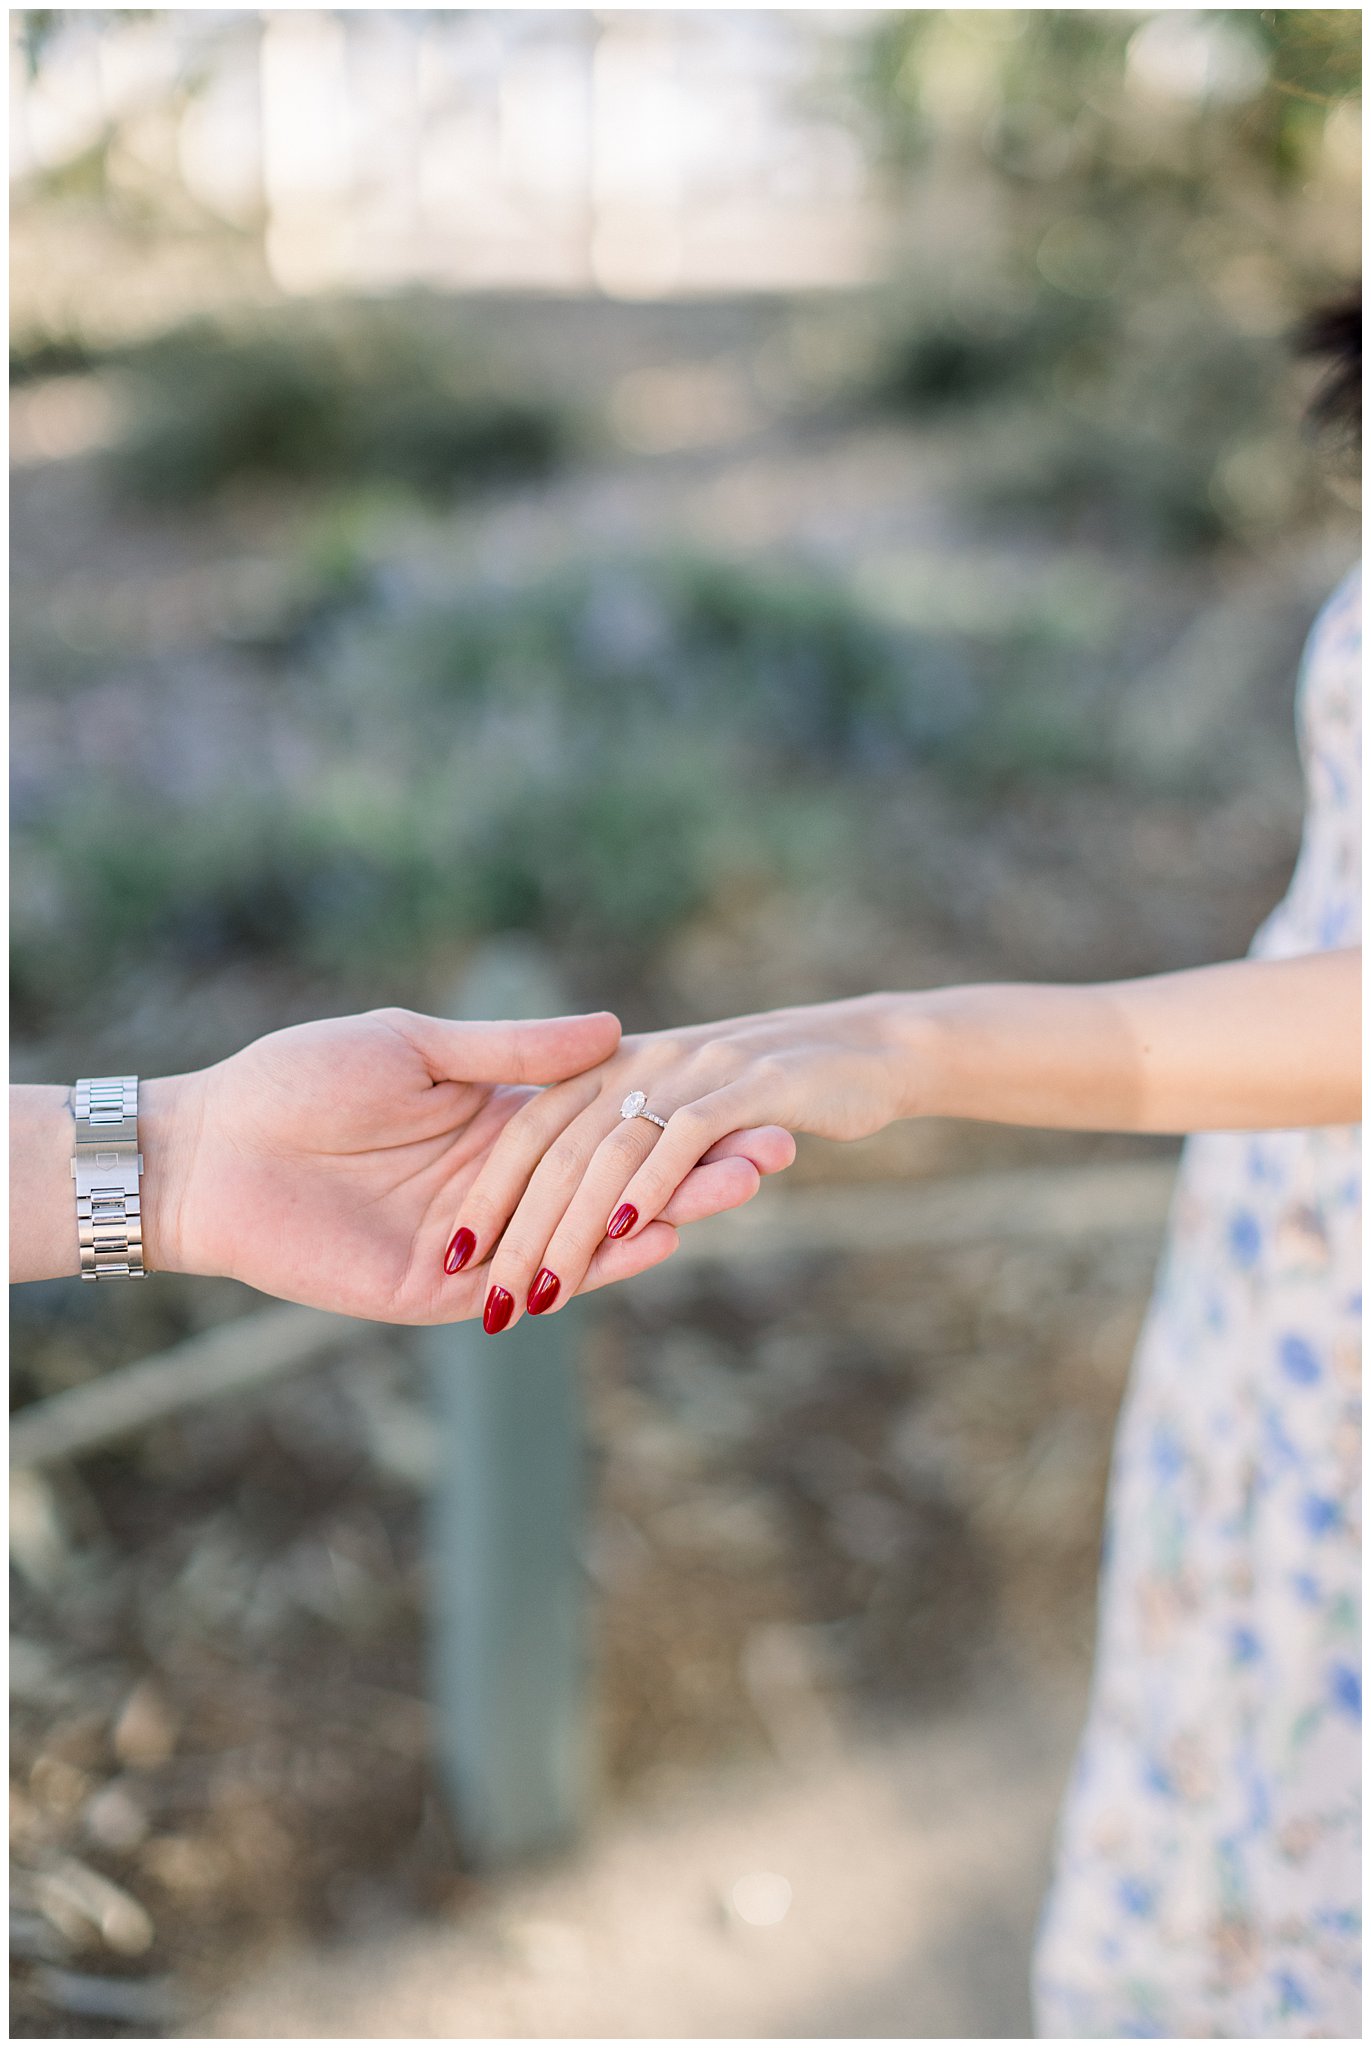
519, 1096, 723, 1321
392, 1009, 621, 1087
582, 1218, 680, 1291
659, 1123, 798, 1224
697, 1125, 796, 1177
661, 1154, 761, 1225
427, 1218, 679, 1321
605, 1084, 766, 1241
441, 1116, 779, 1284
439, 1074, 602, 1277
483, 1107, 662, 1331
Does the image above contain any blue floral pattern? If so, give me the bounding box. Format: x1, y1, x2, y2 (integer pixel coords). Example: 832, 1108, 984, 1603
1032, 567, 1362, 2038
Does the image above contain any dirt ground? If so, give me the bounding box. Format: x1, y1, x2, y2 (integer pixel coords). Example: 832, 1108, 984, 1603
12, 1162, 1167, 2038
195, 1680, 1083, 2040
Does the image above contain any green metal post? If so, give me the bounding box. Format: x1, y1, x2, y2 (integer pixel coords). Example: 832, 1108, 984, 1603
421, 940, 592, 1867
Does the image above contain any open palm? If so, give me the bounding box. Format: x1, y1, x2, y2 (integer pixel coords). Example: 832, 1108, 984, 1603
157, 1008, 791, 1323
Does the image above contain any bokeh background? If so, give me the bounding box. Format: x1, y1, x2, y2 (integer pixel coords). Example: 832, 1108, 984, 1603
10, 8, 1360, 2038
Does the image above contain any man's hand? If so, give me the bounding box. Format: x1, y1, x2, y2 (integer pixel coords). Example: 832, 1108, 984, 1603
135, 1008, 792, 1322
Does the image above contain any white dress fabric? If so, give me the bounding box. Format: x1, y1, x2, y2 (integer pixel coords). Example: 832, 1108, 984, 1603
1031, 566, 1362, 2039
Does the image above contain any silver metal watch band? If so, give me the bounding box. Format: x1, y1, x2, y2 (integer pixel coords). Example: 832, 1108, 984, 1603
72, 1076, 145, 1280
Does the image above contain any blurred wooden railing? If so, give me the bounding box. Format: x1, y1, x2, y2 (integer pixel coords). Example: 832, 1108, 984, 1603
7, 1158, 1176, 1474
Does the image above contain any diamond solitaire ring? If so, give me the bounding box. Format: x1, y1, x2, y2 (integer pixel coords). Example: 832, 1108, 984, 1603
620, 1090, 668, 1130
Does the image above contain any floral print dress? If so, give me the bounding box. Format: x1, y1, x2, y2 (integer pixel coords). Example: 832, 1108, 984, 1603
1032, 566, 1362, 2039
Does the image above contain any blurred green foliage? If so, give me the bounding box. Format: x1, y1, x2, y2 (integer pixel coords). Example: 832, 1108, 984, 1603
866, 273, 1317, 549
1255, 10, 1361, 104
11, 550, 1119, 1033
871, 285, 1107, 413
855, 9, 1358, 181
8, 329, 100, 383
849, 8, 1354, 545
86, 312, 574, 504
10, 9, 1356, 1046
15, 272, 1319, 555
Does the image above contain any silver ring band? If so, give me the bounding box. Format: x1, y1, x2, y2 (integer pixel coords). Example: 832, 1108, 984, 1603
620, 1090, 668, 1131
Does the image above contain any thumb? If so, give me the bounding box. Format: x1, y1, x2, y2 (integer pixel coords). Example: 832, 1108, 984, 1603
409, 1010, 621, 1086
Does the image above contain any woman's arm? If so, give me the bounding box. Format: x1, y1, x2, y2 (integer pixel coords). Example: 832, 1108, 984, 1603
448, 947, 1360, 1333
891, 947, 1362, 1135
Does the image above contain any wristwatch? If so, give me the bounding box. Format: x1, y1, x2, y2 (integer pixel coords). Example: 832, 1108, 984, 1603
71, 1076, 146, 1279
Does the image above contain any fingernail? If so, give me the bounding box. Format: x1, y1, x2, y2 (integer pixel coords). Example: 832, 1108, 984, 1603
607, 1203, 638, 1240
527, 1268, 561, 1316
444, 1226, 477, 1275
483, 1286, 514, 1335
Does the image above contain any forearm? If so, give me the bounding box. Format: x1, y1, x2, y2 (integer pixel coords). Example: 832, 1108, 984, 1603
9, 1086, 77, 1280
9, 1078, 191, 1282
890, 948, 1362, 1135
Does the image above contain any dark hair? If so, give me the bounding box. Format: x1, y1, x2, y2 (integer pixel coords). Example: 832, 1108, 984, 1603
1298, 292, 1361, 452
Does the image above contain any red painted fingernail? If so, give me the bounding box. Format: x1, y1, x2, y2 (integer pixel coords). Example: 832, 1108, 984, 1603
607, 1203, 638, 1240
444, 1226, 477, 1275
527, 1268, 561, 1316
483, 1286, 514, 1335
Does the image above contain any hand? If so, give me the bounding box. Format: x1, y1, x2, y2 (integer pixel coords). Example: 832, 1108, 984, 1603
144, 1008, 796, 1323
446, 995, 907, 1332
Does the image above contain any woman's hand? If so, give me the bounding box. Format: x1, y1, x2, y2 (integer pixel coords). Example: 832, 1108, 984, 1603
131, 1008, 794, 1322
446, 996, 908, 1332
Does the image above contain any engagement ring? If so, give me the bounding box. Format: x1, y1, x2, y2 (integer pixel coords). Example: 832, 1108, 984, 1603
620, 1090, 668, 1130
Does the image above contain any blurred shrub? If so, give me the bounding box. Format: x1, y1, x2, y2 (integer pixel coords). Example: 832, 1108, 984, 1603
101, 313, 573, 505
957, 304, 1295, 551
847, 7, 1349, 550
11, 551, 1118, 1033
9, 327, 101, 383
854, 9, 1357, 193
865, 274, 1312, 552
869, 283, 1109, 414
372, 554, 966, 768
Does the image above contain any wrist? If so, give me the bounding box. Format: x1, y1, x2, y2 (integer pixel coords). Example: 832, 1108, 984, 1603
138, 1072, 208, 1275
867, 990, 958, 1122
